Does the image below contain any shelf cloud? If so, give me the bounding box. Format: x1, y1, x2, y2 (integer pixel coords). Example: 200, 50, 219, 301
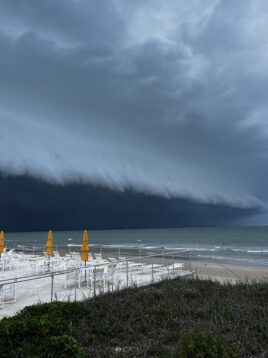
1, 0, 268, 213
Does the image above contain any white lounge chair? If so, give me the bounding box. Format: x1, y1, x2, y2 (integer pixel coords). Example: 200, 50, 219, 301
116, 259, 145, 271
139, 264, 163, 274
0, 283, 16, 307
94, 253, 109, 264
29, 257, 46, 274
104, 264, 116, 285
53, 250, 63, 263
168, 263, 184, 270
65, 270, 79, 289
90, 267, 105, 288
159, 263, 184, 279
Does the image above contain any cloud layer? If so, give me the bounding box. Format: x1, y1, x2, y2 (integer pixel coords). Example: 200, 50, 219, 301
1, 0, 268, 210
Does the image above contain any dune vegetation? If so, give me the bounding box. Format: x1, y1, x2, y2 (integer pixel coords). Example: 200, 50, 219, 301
0, 278, 267, 357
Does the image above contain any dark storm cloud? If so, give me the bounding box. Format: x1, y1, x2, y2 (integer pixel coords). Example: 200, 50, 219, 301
0, 174, 259, 232
0, 0, 268, 213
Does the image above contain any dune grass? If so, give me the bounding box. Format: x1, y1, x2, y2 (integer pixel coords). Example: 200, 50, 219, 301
0, 278, 267, 357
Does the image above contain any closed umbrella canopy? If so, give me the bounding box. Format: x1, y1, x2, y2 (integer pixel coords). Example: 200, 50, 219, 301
81, 230, 89, 263
0, 231, 4, 255
83, 230, 89, 244
46, 230, 53, 256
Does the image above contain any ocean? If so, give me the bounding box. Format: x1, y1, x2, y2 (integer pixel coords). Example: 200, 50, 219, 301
3, 226, 268, 267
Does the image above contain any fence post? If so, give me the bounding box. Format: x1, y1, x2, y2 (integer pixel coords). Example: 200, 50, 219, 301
51, 272, 54, 302
151, 263, 154, 283
126, 260, 129, 287
14, 277, 17, 301
74, 269, 78, 301
189, 251, 192, 272
93, 266, 96, 297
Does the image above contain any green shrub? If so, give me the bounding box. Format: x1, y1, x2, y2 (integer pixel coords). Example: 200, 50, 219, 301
0, 280, 266, 357
41, 335, 85, 358
148, 343, 172, 357
174, 329, 242, 358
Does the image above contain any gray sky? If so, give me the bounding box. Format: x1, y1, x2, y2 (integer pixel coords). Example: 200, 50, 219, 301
1, 0, 268, 227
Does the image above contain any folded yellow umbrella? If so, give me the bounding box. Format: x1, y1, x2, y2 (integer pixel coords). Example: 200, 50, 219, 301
46, 230, 53, 256
81, 230, 89, 263
0, 231, 4, 256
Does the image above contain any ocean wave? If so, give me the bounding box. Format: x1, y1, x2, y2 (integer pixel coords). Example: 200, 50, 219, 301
197, 254, 226, 260
69, 243, 268, 254
197, 254, 268, 265
247, 250, 268, 253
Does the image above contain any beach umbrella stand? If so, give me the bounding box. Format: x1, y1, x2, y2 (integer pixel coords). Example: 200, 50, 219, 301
81, 230, 89, 284
46, 230, 53, 271
0, 231, 4, 262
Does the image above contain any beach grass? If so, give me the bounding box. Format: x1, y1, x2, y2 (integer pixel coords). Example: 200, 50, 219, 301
0, 278, 267, 357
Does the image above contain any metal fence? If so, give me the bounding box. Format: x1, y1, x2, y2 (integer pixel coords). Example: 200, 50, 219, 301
0, 249, 193, 319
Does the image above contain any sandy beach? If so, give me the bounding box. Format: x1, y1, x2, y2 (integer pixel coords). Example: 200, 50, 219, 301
98, 247, 268, 283
190, 260, 268, 283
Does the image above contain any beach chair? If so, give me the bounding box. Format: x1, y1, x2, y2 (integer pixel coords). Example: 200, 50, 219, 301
104, 264, 116, 286
65, 270, 79, 289
140, 264, 163, 274
167, 263, 184, 277
70, 252, 83, 265
0, 283, 16, 308
1, 257, 12, 271
0, 254, 12, 271
116, 259, 144, 272
43, 258, 61, 272
79, 266, 94, 287
158, 263, 184, 279
94, 253, 109, 264
9, 251, 26, 263
53, 250, 62, 262
90, 267, 105, 289
94, 253, 102, 262
71, 252, 81, 259
8, 251, 20, 266
54, 260, 67, 272
107, 257, 120, 267
48, 252, 66, 271
118, 256, 127, 261
29, 257, 46, 275
67, 259, 82, 269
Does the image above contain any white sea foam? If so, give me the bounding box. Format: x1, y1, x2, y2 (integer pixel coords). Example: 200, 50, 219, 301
247, 249, 268, 253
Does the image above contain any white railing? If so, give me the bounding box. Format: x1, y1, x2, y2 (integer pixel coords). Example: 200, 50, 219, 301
0, 249, 193, 318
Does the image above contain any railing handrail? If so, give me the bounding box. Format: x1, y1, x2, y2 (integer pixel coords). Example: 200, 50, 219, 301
0, 249, 190, 284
